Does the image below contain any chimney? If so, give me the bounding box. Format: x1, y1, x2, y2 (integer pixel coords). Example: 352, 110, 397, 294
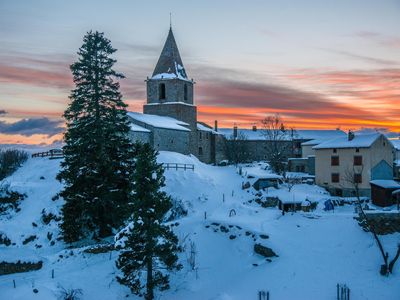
252, 125, 257, 131
348, 130, 355, 141
233, 124, 238, 139
214, 120, 218, 132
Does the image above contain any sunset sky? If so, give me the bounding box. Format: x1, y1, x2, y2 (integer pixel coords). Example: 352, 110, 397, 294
0, 0, 399, 144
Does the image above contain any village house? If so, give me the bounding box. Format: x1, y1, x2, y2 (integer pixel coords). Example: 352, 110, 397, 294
391, 139, 400, 180
314, 132, 395, 197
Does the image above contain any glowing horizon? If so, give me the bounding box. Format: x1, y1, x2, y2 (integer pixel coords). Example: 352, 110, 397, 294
1, 0, 400, 144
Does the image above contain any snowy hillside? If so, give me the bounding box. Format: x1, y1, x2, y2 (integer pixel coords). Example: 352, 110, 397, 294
1, 151, 400, 299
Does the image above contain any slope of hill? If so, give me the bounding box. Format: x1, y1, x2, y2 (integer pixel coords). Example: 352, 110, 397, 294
0, 151, 399, 299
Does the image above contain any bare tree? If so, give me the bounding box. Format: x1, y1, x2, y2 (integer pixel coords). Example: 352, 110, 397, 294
261, 114, 296, 175
223, 131, 249, 165
344, 166, 400, 276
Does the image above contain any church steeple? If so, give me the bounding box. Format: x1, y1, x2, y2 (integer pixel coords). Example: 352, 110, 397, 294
152, 28, 188, 80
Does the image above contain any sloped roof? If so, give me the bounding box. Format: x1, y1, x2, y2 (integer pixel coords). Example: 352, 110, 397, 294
218, 128, 345, 141
370, 180, 400, 189
151, 28, 188, 80
390, 139, 400, 150
313, 133, 382, 149
127, 112, 190, 132
130, 123, 151, 133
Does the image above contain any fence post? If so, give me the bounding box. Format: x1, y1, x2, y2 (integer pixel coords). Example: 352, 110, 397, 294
204, 211, 207, 220
52, 269, 54, 279
13, 279, 16, 288
337, 284, 339, 300
223, 194, 225, 202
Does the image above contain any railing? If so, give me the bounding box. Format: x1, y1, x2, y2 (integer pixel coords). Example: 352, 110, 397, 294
31, 150, 63, 159
162, 163, 194, 171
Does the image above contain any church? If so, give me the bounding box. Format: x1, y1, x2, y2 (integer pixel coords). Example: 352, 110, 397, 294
127, 27, 225, 164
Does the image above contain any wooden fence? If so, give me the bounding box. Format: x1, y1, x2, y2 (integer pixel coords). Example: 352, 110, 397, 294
161, 163, 194, 171
31, 150, 63, 159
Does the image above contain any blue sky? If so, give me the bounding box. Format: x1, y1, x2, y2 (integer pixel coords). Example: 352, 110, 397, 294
0, 0, 399, 143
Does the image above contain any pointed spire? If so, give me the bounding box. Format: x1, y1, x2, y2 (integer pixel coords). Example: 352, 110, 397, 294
152, 28, 188, 79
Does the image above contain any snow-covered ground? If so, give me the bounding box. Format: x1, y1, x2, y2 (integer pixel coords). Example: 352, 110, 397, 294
0, 151, 399, 299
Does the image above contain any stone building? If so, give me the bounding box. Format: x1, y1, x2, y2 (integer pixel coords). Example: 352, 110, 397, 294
128, 27, 223, 164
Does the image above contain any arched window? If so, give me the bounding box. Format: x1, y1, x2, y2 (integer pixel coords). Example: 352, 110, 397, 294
198, 147, 203, 156
159, 83, 166, 100
184, 84, 188, 101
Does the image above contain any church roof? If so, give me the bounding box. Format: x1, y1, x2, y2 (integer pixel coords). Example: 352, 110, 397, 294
152, 28, 189, 80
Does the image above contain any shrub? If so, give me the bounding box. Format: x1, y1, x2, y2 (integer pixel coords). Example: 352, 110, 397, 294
0, 149, 28, 180
57, 286, 83, 300
41, 209, 60, 225
0, 233, 11, 246
0, 183, 25, 214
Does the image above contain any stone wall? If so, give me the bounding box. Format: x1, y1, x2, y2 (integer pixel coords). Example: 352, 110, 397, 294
0, 261, 42, 276
147, 78, 194, 105
152, 127, 190, 154
129, 131, 151, 145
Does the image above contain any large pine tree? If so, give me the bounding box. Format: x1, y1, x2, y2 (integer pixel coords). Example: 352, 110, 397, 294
58, 31, 135, 243
115, 143, 181, 300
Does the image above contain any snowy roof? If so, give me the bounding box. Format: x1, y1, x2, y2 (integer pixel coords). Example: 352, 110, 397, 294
129, 123, 151, 133
218, 128, 345, 141
370, 180, 400, 189
395, 160, 400, 166
197, 123, 218, 134
390, 139, 400, 150
151, 28, 189, 81
313, 133, 382, 150
127, 112, 190, 132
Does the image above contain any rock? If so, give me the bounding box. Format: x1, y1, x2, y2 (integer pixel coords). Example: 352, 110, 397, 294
229, 235, 236, 240
252, 263, 258, 267
245, 231, 251, 236
259, 234, 269, 239
33, 289, 39, 293
242, 181, 251, 189
220, 226, 229, 233
254, 243, 277, 258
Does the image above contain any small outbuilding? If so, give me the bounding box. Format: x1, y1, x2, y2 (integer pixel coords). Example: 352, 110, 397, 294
252, 174, 283, 190
370, 180, 400, 207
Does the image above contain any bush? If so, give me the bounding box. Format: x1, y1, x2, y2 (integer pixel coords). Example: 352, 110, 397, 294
41, 209, 60, 225
0, 183, 25, 214
0, 149, 28, 180
57, 286, 83, 300
0, 233, 11, 246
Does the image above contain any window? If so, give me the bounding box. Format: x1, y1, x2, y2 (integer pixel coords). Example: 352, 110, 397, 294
184, 84, 188, 100
354, 173, 362, 183
199, 132, 202, 140
198, 147, 203, 155
159, 83, 166, 100
356, 148, 360, 153
354, 155, 362, 166
331, 173, 339, 183
331, 156, 339, 166
333, 148, 337, 153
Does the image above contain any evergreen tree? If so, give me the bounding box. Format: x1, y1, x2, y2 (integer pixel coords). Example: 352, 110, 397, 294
115, 143, 181, 300
57, 31, 135, 243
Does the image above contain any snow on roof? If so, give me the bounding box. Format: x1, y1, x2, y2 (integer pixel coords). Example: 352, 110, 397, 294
313, 133, 382, 150
370, 180, 400, 189
390, 139, 400, 150
197, 123, 218, 134
145, 101, 194, 107
395, 160, 400, 166
129, 123, 151, 133
127, 112, 190, 132
218, 128, 345, 141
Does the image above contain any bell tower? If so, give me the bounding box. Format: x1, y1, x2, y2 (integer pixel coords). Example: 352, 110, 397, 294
144, 27, 197, 128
